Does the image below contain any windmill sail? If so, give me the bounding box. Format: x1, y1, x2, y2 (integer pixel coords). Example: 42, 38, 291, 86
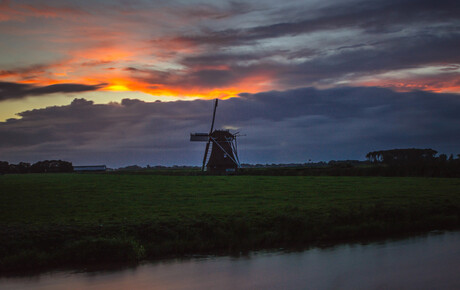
202, 99, 218, 171
190, 133, 209, 141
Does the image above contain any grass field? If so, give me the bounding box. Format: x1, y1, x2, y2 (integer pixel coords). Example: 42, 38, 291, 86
1, 173, 460, 273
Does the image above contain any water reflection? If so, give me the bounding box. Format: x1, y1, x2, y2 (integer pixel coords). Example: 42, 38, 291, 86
2, 231, 460, 289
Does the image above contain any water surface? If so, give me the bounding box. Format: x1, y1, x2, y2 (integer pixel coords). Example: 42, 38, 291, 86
2, 231, 460, 289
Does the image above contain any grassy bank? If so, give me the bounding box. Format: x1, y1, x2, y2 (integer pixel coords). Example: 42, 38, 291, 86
1, 174, 460, 274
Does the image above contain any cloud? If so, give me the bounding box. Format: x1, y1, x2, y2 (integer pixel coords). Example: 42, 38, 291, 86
174, 1, 254, 20
0, 81, 104, 101
2, 0, 460, 101
276, 32, 460, 87
1, 86, 459, 167
0, 64, 50, 78
0, 0, 84, 22
176, 0, 460, 46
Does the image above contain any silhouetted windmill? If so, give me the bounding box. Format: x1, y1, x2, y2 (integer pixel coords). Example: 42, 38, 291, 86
190, 99, 242, 173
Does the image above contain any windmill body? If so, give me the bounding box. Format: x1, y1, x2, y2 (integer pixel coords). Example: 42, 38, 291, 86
190, 99, 241, 173
206, 130, 239, 172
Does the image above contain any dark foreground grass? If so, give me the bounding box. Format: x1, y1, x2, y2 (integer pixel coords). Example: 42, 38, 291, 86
1, 174, 460, 274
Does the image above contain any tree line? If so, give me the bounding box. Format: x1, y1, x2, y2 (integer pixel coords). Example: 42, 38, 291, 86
238, 148, 460, 177
1, 148, 459, 177
0, 160, 73, 174
363, 148, 460, 177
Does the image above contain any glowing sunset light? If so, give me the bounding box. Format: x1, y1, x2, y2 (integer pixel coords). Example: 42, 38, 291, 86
106, 84, 131, 92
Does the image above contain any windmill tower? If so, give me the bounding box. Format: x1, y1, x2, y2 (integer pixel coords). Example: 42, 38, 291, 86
190, 99, 241, 173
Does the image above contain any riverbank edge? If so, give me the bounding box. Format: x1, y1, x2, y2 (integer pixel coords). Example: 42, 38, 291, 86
1, 208, 459, 277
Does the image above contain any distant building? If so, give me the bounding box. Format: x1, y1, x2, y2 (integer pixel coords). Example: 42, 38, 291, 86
73, 165, 107, 172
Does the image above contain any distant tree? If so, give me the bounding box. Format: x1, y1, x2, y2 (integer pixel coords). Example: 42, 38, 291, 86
0, 161, 9, 174
366, 148, 437, 165
118, 165, 143, 171
8, 162, 31, 174
31, 160, 73, 173
17, 162, 31, 173
438, 154, 448, 162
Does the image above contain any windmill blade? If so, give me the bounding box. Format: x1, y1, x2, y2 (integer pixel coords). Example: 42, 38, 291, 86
232, 137, 240, 166
202, 140, 211, 171
209, 99, 218, 135
229, 137, 240, 167
202, 99, 218, 171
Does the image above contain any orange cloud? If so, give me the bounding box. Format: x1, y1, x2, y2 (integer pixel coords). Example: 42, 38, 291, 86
72, 46, 133, 64
93, 68, 275, 100
0, 1, 274, 100
357, 78, 460, 94
0, 0, 82, 22
7, 66, 270, 101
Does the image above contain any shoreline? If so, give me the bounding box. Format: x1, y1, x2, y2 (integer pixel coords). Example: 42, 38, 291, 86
1, 216, 459, 277
2, 227, 459, 278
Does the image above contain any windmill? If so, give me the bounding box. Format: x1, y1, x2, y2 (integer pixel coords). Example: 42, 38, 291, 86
190, 99, 242, 173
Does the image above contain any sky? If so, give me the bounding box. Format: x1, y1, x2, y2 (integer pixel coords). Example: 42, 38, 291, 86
0, 0, 459, 167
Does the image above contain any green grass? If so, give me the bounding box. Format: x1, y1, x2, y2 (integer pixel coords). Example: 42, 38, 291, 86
1, 173, 460, 273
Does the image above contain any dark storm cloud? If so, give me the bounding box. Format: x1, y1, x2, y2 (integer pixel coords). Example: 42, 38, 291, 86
171, 31, 460, 90
1, 86, 459, 167
177, 0, 460, 46
151, 0, 460, 91
177, 1, 254, 19
29, 83, 104, 95
180, 49, 296, 68
279, 32, 460, 85
137, 29, 460, 91
0, 81, 104, 101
